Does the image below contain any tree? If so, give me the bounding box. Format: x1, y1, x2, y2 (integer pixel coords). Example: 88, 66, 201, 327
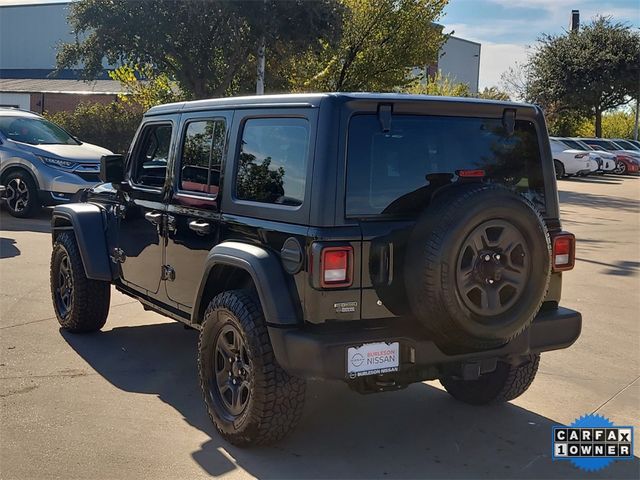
527, 17, 640, 137
404, 71, 471, 97
500, 61, 532, 102
287, 0, 448, 92
575, 108, 638, 138
477, 86, 510, 101
109, 64, 181, 110
57, 0, 342, 99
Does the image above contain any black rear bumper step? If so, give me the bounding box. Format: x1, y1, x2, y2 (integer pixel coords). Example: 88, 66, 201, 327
268, 307, 581, 380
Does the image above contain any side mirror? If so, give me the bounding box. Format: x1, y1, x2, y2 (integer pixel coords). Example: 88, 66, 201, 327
100, 154, 125, 185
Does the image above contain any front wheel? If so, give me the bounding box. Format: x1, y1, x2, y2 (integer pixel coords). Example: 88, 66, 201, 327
4, 171, 40, 218
50, 232, 111, 332
198, 289, 306, 446
613, 161, 627, 175
440, 354, 540, 405
553, 160, 565, 180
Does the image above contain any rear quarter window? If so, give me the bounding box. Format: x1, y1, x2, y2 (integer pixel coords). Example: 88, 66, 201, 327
346, 114, 546, 217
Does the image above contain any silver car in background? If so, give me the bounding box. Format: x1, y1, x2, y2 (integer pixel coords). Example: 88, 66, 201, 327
0, 109, 111, 217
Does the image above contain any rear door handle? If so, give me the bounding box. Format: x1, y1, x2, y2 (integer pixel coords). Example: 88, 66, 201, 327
188, 220, 210, 235
144, 211, 163, 225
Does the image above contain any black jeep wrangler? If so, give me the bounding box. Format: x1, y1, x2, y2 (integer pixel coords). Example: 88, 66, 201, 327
49, 93, 581, 446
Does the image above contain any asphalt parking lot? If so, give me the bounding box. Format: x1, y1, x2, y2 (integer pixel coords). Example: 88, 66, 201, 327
1, 175, 639, 480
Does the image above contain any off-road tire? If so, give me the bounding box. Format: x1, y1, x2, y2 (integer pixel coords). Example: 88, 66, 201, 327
405, 184, 551, 352
4, 170, 40, 218
198, 289, 306, 446
440, 354, 540, 405
50, 231, 110, 332
553, 160, 565, 180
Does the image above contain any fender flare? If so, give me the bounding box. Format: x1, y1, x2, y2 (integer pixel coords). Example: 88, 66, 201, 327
51, 204, 113, 282
192, 242, 300, 326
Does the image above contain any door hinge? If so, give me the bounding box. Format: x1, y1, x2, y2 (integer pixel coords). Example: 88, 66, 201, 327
161, 265, 176, 281
110, 248, 126, 264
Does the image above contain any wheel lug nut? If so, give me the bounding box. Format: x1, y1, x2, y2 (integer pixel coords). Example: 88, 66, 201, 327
488, 279, 495, 284
495, 254, 501, 260
484, 254, 491, 261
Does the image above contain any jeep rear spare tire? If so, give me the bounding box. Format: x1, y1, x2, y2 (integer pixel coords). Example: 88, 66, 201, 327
406, 184, 551, 352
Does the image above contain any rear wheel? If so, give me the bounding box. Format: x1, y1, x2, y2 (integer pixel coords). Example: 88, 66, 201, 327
440, 354, 540, 405
553, 160, 565, 179
50, 232, 110, 332
4, 171, 40, 218
198, 289, 306, 446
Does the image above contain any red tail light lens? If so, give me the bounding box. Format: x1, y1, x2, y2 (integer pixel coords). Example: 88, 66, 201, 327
552, 232, 575, 271
321, 247, 353, 287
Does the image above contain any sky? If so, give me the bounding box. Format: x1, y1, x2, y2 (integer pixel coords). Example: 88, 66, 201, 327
442, 0, 640, 89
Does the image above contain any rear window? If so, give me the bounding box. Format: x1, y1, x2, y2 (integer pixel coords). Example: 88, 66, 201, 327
346, 114, 546, 217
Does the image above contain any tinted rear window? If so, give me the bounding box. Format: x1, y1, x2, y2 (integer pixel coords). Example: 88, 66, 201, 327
346, 114, 545, 217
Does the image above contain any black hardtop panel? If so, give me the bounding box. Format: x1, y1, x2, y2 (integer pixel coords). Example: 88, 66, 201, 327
145, 92, 539, 118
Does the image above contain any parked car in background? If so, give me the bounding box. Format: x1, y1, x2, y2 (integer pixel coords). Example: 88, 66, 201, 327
549, 137, 598, 178
610, 138, 640, 152
0, 108, 112, 217
627, 139, 640, 149
578, 138, 640, 175
551, 137, 616, 174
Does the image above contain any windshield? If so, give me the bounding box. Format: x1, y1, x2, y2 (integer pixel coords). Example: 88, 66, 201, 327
613, 139, 639, 151
0, 116, 80, 145
561, 139, 587, 150
583, 139, 618, 151
346, 114, 546, 217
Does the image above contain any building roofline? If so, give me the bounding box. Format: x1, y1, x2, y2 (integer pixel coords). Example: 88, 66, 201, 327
446, 35, 482, 47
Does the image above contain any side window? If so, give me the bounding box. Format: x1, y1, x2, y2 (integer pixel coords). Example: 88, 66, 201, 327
235, 118, 309, 206
179, 119, 226, 195
131, 123, 172, 188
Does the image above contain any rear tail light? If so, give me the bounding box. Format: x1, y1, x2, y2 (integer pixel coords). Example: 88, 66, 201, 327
320, 246, 353, 287
552, 232, 576, 271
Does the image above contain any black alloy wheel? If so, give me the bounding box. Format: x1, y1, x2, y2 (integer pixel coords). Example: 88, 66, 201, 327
456, 219, 530, 318
54, 252, 74, 317
211, 321, 252, 418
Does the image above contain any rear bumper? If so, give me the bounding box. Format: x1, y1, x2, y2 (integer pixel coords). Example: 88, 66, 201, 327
269, 307, 581, 381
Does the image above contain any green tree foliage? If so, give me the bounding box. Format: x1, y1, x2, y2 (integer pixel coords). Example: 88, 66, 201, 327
404, 72, 509, 100
109, 64, 182, 110
575, 108, 638, 138
57, 0, 342, 99
288, 0, 448, 92
45, 102, 142, 154
404, 71, 471, 96
527, 17, 640, 137
477, 86, 510, 101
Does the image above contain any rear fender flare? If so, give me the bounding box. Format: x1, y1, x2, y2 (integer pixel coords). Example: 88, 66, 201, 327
192, 242, 300, 326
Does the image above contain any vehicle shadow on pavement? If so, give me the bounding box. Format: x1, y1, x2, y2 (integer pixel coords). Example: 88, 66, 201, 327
62, 322, 640, 480
0, 207, 52, 234
558, 189, 640, 213
0, 237, 20, 258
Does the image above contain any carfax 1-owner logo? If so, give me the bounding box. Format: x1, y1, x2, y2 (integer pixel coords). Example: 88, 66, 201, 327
552, 413, 634, 472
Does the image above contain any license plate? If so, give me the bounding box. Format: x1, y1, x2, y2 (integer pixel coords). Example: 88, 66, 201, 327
346, 341, 399, 378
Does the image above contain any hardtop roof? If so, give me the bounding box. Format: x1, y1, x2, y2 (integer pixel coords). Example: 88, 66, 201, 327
145, 92, 534, 116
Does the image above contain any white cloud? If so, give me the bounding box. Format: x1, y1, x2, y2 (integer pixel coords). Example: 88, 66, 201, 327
479, 42, 529, 89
